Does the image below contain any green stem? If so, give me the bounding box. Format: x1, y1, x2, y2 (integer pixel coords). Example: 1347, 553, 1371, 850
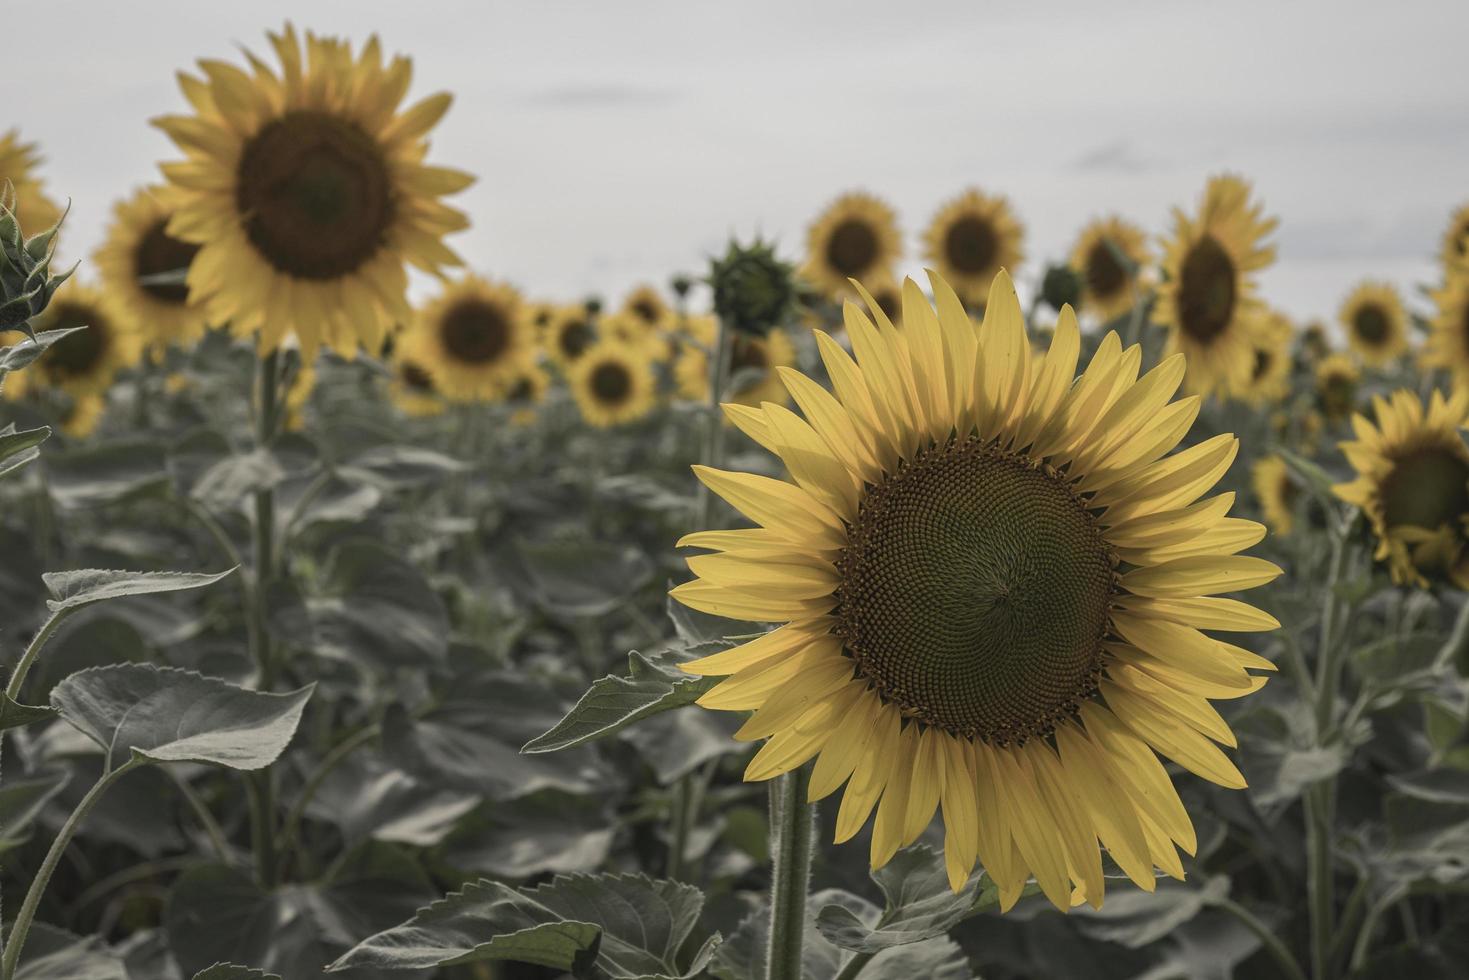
694, 315, 733, 531
249, 349, 281, 888
3, 613, 65, 703
0, 759, 136, 980
832, 952, 874, 980
1214, 897, 1308, 980
166, 769, 231, 863
277, 722, 380, 877
1350, 883, 1408, 972
765, 768, 814, 980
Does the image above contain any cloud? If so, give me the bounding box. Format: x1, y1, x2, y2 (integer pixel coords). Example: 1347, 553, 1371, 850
1070, 140, 1154, 174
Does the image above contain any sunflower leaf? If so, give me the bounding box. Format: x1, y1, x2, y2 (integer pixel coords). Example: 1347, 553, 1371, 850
0, 326, 87, 372
42, 566, 237, 614
0, 692, 57, 731
815, 845, 986, 953
0, 423, 49, 478
521, 648, 719, 754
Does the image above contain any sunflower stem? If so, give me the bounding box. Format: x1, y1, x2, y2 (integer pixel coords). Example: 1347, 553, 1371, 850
832, 952, 875, 980
249, 347, 282, 889
765, 768, 814, 980
1213, 897, 1308, 980
694, 313, 733, 530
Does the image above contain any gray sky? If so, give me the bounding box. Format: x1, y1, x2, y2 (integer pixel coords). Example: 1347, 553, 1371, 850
10, 0, 1469, 322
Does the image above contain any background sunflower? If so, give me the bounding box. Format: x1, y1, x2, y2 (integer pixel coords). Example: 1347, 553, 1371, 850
922, 188, 1025, 307
570, 339, 655, 427
1069, 215, 1150, 324
1339, 280, 1408, 367
1421, 271, 1469, 386
803, 192, 901, 298
413, 274, 534, 401
23, 283, 140, 396
0, 129, 62, 233
94, 185, 209, 354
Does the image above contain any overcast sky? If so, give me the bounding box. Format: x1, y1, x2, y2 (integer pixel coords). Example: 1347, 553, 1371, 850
9, 0, 1469, 323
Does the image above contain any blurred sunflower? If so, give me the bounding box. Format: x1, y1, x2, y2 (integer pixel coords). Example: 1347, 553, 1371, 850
387, 334, 444, 418
804, 192, 901, 298
414, 275, 533, 400
864, 277, 904, 329
24, 284, 140, 397
152, 24, 472, 359
1300, 321, 1331, 362
1156, 175, 1277, 397
620, 285, 677, 334
1315, 352, 1360, 424
922, 189, 1024, 307
541, 305, 598, 369
1251, 455, 1297, 536
1339, 282, 1408, 367
283, 358, 317, 431
603, 311, 674, 363
1440, 203, 1469, 273
505, 362, 550, 425
1069, 216, 1150, 323
94, 186, 209, 353
61, 393, 106, 439
674, 315, 794, 408
1234, 309, 1293, 406
673, 270, 1279, 908
570, 341, 655, 428
0, 129, 62, 232
1421, 272, 1469, 387
1336, 388, 1469, 588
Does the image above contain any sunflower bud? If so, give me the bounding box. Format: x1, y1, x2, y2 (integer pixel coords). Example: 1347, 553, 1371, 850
669, 273, 693, 299
0, 180, 74, 333
708, 237, 798, 337
1040, 263, 1083, 313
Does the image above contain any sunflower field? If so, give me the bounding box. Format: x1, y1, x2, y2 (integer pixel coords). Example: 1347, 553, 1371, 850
3, 20, 1469, 980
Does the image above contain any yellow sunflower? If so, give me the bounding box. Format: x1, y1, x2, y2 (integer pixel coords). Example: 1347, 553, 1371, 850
23, 284, 140, 397
283, 358, 317, 432
1421, 272, 1469, 387
61, 394, 106, 439
1251, 455, 1297, 536
386, 333, 445, 418
94, 186, 209, 353
1069, 216, 1151, 323
922, 188, 1025, 307
603, 311, 675, 364
1300, 321, 1331, 362
152, 24, 473, 359
1315, 352, 1360, 424
1156, 175, 1277, 397
1336, 388, 1469, 589
672, 270, 1280, 909
1339, 281, 1408, 367
1440, 203, 1469, 273
505, 362, 551, 426
0, 129, 62, 233
620, 285, 677, 334
569, 341, 656, 428
1233, 308, 1294, 406
541, 305, 598, 369
414, 275, 534, 401
674, 315, 794, 409
863, 277, 905, 329
804, 192, 902, 298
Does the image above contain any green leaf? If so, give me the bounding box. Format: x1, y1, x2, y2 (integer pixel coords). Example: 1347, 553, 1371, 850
441, 791, 616, 878
189, 448, 286, 511
305, 751, 480, 848
308, 539, 449, 668
1277, 447, 1339, 502
0, 326, 87, 372
1, 692, 57, 731
815, 845, 986, 953
0, 423, 49, 478
14, 932, 127, 980
43, 440, 170, 508
0, 769, 70, 851
522, 649, 719, 754
337, 444, 466, 491
42, 567, 237, 615
191, 966, 282, 980
1388, 768, 1469, 805
328, 873, 711, 978
1073, 877, 1231, 948
50, 664, 313, 770
516, 538, 655, 618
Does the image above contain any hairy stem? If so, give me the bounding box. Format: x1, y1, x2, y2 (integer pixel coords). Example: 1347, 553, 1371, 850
249, 348, 282, 888
765, 768, 814, 980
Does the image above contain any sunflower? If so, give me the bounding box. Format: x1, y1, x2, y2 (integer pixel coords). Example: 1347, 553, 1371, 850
1233, 308, 1293, 406
386, 333, 445, 418
922, 188, 1025, 307
1315, 352, 1360, 424
803, 192, 902, 298
0, 130, 62, 233
674, 316, 794, 409
1336, 388, 1469, 589
1421, 272, 1469, 388
541, 305, 598, 369
672, 269, 1280, 909
1251, 455, 1297, 536
570, 341, 656, 428
1440, 203, 1469, 273
505, 362, 550, 426
414, 275, 533, 401
603, 311, 675, 364
93, 186, 209, 353
1155, 175, 1277, 397
283, 358, 317, 432
620, 285, 677, 334
23, 284, 140, 397
61, 394, 106, 439
152, 24, 472, 360
864, 277, 905, 329
1300, 321, 1331, 362
1339, 281, 1408, 367
1069, 216, 1150, 323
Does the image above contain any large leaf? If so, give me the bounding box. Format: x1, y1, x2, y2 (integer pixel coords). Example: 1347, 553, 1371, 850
190, 448, 286, 512
42, 567, 237, 615
43, 440, 169, 508
308, 540, 449, 669
14, 930, 127, 980
441, 791, 616, 878
815, 845, 987, 953
50, 664, 312, 770
306, 752, 480, 848
516, 538, 655, 619
0, 692, 57, 731
337, 445, 466, 491
328, 873, 711, 978
0, 326, 87, 372
1072, 877, 1231, 948
0, 422, 49, 478
522, 649, 719, 754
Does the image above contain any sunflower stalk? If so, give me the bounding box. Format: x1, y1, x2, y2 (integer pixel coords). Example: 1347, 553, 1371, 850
248, 347, 282, 888
765, 768, 814, 980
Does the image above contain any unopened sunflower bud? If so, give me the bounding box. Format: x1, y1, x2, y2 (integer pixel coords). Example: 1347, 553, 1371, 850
708, 237, 798, 337
0, 181, 74, 333
1040, 263, 1083, 313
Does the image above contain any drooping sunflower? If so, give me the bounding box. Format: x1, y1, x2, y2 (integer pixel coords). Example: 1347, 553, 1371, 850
0, 129, 62, 233
922, 188, 1025, 307
24, 284, 141, 397
540, 305, 598, 369
94, 186, 209, 353
1233, 308, 1294, 406
1315, 352, 1360, 424
804, 192, 902, 298
674, 315, 794, 408
1251, 455, 1298, 536
414, 275, 533, 401
672, 270, 1280, 909
1421, 272, 1469, 387
569, 341, 656, 428
1069, 216, 1151, 324
1339, 281, 1408, 367
1440, 203, 1469, 274
1336, 388, 1469, 589
1155, 175, 1277, 397
152, 24, 473, 359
